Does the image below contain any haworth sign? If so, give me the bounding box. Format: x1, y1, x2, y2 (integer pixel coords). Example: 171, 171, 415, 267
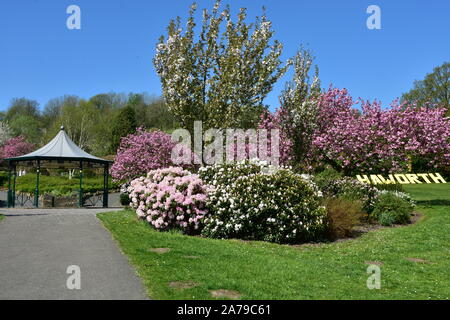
356, 173, 447, 185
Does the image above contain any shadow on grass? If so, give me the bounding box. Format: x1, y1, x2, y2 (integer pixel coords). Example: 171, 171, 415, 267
416, 199, 450, 206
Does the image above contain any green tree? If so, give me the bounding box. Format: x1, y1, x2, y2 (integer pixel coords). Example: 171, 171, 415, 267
126, 93, 147, 128
110, 105, 137, 153
154, 0, 288, 133
401, 62, 449, 115
144, 98, 178, 132
88, 93, 128, 156
89, 93, 127, 111
8, 115, 42, 144
48, 100, 100, 152
5, 98, 42, 144
42, 95, 79, 130
126, 93, 177, 131
5, 98, 40, 121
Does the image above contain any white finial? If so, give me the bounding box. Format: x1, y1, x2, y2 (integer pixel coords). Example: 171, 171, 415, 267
60, 125, 65, 130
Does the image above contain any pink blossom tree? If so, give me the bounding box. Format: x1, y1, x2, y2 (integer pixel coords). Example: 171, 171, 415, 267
260, 87, 450, 174
311, 88, 450, 174
0, 136, 35, 164
111, 128, 178, 181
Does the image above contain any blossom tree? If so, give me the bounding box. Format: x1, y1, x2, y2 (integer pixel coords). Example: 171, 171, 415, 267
153, 0, 288, 133
311, 88, 450, 174
111, 128, 177, 181
261, 87, 450, 174
0, 136, 35, 164
0, 121, 12, 146
258, 110, 293, 165
277, 48, 321, 167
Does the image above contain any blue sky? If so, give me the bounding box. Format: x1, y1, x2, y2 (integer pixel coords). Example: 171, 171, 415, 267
0, 0, 448, 112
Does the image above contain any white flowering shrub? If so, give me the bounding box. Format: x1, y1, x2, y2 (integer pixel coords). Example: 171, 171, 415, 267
376, 190, 416, 208
128, 167, 209, 234
198, 161, 262, 186
199, 161, 328, 244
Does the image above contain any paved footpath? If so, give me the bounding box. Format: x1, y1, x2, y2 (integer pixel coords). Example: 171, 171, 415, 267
0, 208, 147, 300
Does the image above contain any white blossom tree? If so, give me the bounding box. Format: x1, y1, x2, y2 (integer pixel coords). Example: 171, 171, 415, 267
0, 121, 12, 146
279, 47, 321, 167
153, 0, 288, 133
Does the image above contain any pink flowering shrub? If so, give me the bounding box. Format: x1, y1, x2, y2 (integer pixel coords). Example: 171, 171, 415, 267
0, 136, 35, 163
111, 128, 177, 181
128, 167, 209, 234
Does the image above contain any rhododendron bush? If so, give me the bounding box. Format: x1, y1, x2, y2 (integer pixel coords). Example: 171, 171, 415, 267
111, 128, 177, 181
199, 161, 328, 244
128, 167, 209, 234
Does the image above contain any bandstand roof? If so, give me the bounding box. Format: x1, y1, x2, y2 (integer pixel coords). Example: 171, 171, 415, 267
5, 126, 112, 164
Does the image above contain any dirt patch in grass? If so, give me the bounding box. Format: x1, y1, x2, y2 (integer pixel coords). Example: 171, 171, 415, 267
184, 255, 200, 259
169, 281, 199, 290
405, 257, 434, 264
352, 222, 384, 235
290, 242, 324, 249
410, 212, 422, 224
209, 289, 241, 299
148, 248, 171, 254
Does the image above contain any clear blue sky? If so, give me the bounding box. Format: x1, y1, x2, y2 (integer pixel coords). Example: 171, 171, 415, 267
0, 0, 448, 112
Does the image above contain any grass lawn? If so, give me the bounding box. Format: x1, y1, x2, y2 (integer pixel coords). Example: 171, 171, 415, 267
98, 183, 450, 300
0, 215, 3, 222
0, 172, 119, 195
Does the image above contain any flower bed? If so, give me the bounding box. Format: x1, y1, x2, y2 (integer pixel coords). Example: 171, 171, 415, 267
126, 160, 416, 243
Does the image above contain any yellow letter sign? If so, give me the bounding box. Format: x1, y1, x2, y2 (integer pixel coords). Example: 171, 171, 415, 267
356, 173, 447, 185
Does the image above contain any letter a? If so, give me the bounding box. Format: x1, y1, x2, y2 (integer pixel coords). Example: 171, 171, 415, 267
66, 265, 81, 289
367, 265, 381, 289
66, 5, 81, 30
366, 5, 381, 30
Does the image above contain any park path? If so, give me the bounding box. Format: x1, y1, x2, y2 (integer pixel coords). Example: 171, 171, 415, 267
0, 208, 147, 300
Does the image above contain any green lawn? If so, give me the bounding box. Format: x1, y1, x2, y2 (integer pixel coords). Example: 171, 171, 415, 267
0, 215, 4, 222
0, 172, 119, 195
98, 183, 450, 300
404, 183, 450, 206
